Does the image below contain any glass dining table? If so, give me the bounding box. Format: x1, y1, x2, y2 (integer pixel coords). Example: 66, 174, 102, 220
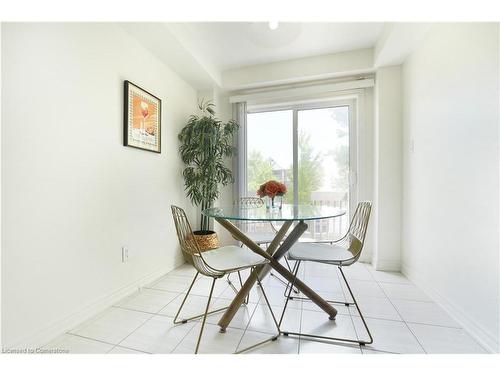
202, 203, 346, 333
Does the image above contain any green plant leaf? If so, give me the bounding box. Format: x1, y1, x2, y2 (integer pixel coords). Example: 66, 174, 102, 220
178, 101, 239, 231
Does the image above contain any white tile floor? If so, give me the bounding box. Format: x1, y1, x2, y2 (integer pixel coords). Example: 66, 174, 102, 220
43, 261, 488, 354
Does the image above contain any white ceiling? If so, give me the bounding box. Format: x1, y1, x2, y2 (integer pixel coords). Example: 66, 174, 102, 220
168, 22, 385, 71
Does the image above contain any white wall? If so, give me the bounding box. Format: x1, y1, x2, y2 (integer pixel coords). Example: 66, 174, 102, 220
373, 66, 403, 270
222, 48, 374, 90
401, 23, 500, 352
1, 23, 198, 348
357, 87, 375, 262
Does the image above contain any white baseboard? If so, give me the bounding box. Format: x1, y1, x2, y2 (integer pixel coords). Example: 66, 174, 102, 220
5, 256, 185, 350
401, 262, 500, 354
358, 251, 373, 263
373, 259, 401, 271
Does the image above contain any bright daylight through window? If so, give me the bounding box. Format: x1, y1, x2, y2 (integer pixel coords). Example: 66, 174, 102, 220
246, 105, 351, 240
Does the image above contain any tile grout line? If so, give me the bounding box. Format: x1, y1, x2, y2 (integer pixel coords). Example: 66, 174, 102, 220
107, 291, 184, 353
112, 305, 174, 316
336, 266, 363, 353
363, 264, 414, 285
143, 286, 231, 301
368, 263, 489, 352
343, 311, 465, 329
164, 275, 225, 353
168, 317, 200, 353
171, 263, 476, 353
171, 277, 255, 354
105, 275, 200, 354
235, 284, 266, 353
297, 261, 302, 354
361, 347, 400, 354
297, 262, 305, 354
167, 279, 224, 354
169, 279, 246, 353
137, 280, 231, 353
65, 332, 121, 348
63, 262, 466, 354
62, 270, 188, 353
62, 267, 258, 354
360, 263, 469, 326
367, 264, 428, 354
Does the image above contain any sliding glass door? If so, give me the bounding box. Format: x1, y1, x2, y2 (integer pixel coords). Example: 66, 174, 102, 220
245, 101, 355, 240
297, 106, 351, 240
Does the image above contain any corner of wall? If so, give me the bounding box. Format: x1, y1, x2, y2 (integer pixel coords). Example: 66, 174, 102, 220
372, 65, 403, 271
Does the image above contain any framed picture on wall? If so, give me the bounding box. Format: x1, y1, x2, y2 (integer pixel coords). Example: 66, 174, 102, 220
123, 80, 162, 153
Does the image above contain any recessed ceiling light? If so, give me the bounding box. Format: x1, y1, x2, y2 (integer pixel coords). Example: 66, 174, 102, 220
268, 21, 279, 30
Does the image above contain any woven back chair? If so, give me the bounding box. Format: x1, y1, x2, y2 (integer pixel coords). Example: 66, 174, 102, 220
239, 196, 278, 233
337, 201, 372, 261
279, 202, 373, 345
171, 205, 223, 278
240, 196, 265, 208
279, 201, 374, 346
170, 205, 279, 354
235, 197, 275, 239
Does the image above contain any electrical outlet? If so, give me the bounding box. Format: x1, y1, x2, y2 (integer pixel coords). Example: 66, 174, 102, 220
122, 246, 129, 263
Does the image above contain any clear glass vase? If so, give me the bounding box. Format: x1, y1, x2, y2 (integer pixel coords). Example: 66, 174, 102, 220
266, 195, 283, 210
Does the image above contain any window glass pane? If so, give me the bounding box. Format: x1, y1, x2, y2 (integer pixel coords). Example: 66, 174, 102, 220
246, 110, 293, 196
297, 106, 350, 240
246, 110, 293, 235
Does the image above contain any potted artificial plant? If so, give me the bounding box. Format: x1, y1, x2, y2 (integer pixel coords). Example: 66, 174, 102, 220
178, 100, 238, 251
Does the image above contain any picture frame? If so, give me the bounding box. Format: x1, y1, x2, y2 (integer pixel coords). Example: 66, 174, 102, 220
123, 80, 162, 153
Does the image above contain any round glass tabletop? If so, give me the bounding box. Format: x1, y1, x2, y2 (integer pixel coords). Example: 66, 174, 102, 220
202, 204, 346, 222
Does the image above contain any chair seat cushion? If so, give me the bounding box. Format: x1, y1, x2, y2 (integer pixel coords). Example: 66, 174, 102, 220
201, 245, 268, 272
244, 232, 276, 244
288, 242, 354, 264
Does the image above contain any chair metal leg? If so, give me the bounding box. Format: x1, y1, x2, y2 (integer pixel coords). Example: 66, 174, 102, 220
194, 277, 217, 354
266, 256, 299, 295
235, 244, 257, 305
287, 294, 353, 306
284, 257, 294, 274
226, 273, 236, 291
226, 271, 249, 305
279, 263, 373, 346
285, 263, 353, 306
173, 272, 199, 324
270, 272, 299, 293
235, 270, 281, 354
173, 272, 229, 324
256, 273, 281, 333
338, 266, 373, 345
237, 270, 250, 304
279, 260, 301, 327
282, 257, 300, 296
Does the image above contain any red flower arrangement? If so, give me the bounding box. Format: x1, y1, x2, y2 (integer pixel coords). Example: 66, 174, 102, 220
256, 180, 287, 199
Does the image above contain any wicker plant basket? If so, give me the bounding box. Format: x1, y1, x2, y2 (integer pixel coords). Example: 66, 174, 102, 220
188, 231, 220, 252
183, 231, 220, 264
183, 231, 220, 263
192, 231, 220, 252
